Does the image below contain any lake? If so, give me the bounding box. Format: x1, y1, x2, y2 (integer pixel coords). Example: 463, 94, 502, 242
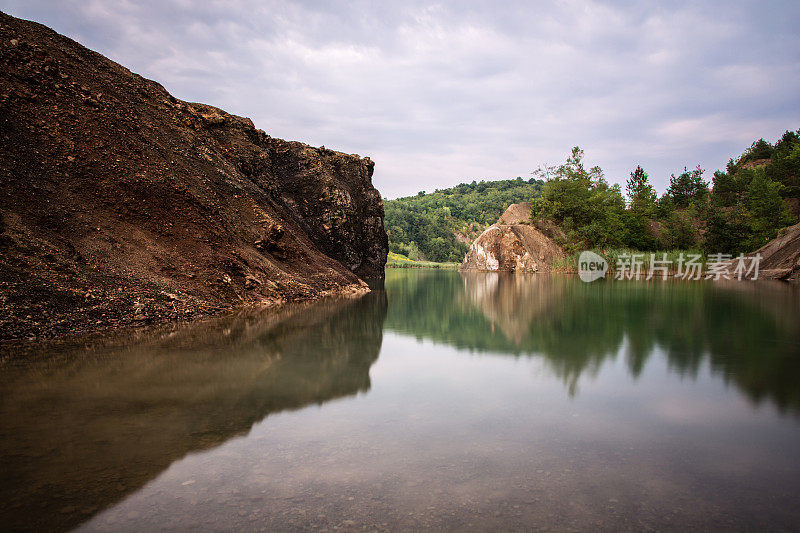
2, 269, 800, 531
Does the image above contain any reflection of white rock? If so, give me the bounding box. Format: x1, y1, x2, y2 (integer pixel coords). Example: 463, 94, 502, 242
460, 272, 563, 344
462, 272, 500, 304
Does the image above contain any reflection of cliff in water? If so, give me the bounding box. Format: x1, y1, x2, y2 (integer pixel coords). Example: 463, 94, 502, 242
384, 270, 800, 414
0, 291, 387, 532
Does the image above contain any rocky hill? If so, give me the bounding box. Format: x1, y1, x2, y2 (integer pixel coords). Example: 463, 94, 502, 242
460, 203, 565, 272
0, 11, 387, 340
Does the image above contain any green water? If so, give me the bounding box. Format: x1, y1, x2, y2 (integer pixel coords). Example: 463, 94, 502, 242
1, 270, 800, 531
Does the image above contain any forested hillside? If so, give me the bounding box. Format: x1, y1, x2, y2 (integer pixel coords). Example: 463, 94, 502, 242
384, 178, 543, 262
705, 130, 800, 252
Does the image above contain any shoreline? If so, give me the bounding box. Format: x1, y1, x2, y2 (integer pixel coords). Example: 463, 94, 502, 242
386, 263, 460, 270
0, 281, 371, 344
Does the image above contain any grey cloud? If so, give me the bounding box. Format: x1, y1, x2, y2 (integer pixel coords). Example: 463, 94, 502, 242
2, 0, 798, 198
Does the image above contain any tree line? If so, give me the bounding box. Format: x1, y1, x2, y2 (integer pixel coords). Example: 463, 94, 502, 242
534, 129, 799, 253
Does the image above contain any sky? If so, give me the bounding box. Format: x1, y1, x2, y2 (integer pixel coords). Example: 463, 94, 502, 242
3, 0, 799, 198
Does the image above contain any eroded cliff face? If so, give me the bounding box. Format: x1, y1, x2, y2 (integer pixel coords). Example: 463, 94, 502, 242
266, 139, 388, 280
0, 11, 388, 339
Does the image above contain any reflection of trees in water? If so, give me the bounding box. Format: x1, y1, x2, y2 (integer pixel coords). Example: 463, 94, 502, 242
385, 270, 800, 413
0, 291, 387, 532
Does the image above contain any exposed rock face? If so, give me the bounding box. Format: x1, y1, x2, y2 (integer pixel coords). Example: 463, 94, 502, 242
460, 225, 565, 272
0, 11, 387, 339
751, 222, 800, 281
460, 204, 565, 272
266, 142, 387, 279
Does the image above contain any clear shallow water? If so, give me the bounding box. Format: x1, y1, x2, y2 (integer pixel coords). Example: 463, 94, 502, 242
2, 270, 800, 531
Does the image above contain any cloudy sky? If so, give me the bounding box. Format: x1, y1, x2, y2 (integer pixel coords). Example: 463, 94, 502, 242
3, 0, 799, 198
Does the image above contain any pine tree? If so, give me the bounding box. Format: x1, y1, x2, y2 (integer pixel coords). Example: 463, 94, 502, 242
625, 166, 656, 213
746, 171, 793, 248
667, 166, 709, 208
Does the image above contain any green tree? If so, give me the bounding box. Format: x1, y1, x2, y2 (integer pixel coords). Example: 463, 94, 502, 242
622, 166, 658, 249
659, 209, 697, 249
531, 147, 626, 249
654, 193, 675, 219
667, 166, 709, 208
427, 237, 450, 262
764, 129, 800, 197
710, 170, 740, 207
745, 171, 794, 249
742, 138, 774, 162
625, 165, 656, 213
703, 207, 750, 254
406, 241, 424, 261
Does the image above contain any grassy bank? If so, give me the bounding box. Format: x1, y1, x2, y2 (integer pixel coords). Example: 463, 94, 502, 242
386, 252, 461, 269
552, 249, 709, 275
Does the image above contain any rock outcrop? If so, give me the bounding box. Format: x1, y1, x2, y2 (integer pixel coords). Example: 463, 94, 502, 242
267, 141, 387, 279
0, 11, 388, 339
496, 201, 532, 225
751, 222, 800, 281
460, 203, 565, 272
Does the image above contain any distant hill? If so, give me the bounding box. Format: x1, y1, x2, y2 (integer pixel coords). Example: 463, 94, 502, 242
383, 177, 544, 262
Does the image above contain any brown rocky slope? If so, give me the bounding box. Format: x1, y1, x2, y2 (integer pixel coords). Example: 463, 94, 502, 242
751, 222, 800, 281
0, 11, 388, 340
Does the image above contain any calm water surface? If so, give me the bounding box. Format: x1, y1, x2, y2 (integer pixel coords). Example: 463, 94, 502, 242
2, 270, 800, 531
